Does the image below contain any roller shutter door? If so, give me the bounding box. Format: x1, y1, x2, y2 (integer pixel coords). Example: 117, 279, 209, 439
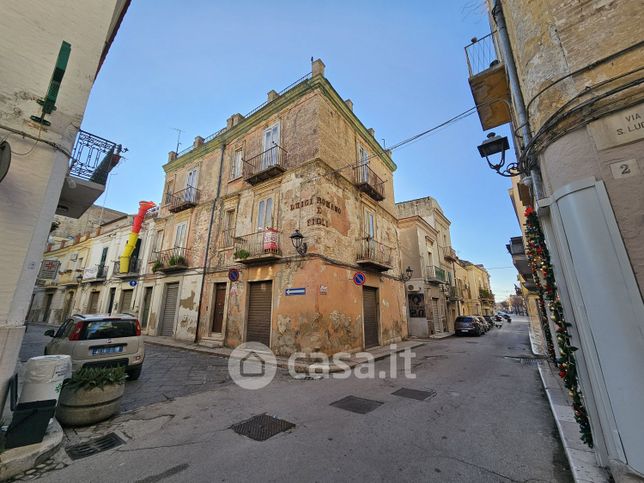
363, 286, 379, 348
160, 283, 179, 336
246, 281, 272, 346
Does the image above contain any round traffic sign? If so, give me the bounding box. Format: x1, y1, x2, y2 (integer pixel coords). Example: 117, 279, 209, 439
128, 280, 138, 287
228, 268, 240, 282
353, 271, 366, 286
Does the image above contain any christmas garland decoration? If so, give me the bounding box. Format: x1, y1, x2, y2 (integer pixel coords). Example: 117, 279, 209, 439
524, 206, 594, 448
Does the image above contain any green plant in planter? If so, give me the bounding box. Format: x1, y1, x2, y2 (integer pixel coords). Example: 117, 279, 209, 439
234, 249, 250, 259
168, 255, 186, 266
63, 366, 126, 391
152, 260, 164, 272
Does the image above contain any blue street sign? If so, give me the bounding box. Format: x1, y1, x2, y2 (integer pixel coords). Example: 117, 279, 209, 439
128, 280, 137, 287
285, 288, 306, 296
228, 268, 240, 282
353, 272, 366, 286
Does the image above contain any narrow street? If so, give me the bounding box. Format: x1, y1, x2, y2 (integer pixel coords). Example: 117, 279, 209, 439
33, 317, 572, 482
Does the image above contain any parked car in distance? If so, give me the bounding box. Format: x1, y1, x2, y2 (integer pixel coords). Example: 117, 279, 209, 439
454, 316, 483, 336
476, 316, 490, 332
44, 314, 144, 380
502, 314, 512, 322
494, 315, 503, 322
483, 315, 495, 330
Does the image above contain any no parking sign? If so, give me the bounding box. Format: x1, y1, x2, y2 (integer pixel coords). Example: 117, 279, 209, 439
353, 272, 366, 286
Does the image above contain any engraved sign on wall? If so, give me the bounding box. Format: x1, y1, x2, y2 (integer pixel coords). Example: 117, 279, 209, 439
588, 102, 644, 150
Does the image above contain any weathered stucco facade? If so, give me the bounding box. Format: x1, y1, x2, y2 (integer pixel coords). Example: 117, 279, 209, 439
148, 59, 406, 356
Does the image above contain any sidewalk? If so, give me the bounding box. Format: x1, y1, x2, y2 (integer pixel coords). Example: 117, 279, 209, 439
143, 336, 425, 373
538, 359, 609, 482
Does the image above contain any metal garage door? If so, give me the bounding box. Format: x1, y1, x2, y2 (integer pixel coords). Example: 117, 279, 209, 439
363, 286, 379, 349
160, 283, 179, 336
88, 291, 100, 313
246, 281, 272, 346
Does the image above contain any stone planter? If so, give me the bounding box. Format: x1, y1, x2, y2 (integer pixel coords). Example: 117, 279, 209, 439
56, 383, 125, 427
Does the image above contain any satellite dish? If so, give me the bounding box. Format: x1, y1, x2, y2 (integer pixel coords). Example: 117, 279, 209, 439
0, 141, 10, 184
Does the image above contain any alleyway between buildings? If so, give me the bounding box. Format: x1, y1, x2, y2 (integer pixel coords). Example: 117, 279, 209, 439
22, 318, 572, 482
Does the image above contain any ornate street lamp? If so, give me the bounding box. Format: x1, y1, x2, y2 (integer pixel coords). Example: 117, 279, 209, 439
477, 132, 518, 177
289, 229, 307, 256
402, 266, 413, 282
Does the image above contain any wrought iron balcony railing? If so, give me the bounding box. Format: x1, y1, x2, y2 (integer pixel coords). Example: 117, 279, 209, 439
479, 288, 495, 302
68, 129, 121, 185
426, 265, 447, 284
166, 186, 200, 213
112, 259, 141, 277
152, 247, 193, 272
233, 230, 282, 264
243, 145, 287, 185
465, 31, 500, 78
356, 238, 393, 272
354, 163, 385, 201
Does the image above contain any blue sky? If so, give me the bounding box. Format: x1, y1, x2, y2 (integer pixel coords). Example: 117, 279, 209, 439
83, 0, 521, 300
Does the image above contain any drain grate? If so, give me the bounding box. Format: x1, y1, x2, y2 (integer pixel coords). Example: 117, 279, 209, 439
392, 388, 437, 401
65, 432, 124, 460
230, 414, 295, 441
330, 395, 383, 414
503, 356, 543, 366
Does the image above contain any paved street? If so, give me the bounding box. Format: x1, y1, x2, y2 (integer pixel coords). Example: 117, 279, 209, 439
20, 324, 234, 412
31, 316, 572, 482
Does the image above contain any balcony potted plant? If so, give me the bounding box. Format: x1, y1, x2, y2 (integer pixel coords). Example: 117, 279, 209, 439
152, 260, 164, 272
168, 255, 187, 267
55, 366, 126, 427
233, 248, 250, 260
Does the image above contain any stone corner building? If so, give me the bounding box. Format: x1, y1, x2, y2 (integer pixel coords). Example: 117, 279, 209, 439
147, 59, 407, 356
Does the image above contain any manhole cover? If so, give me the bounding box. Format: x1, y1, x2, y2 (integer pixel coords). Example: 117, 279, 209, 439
330, 395, 383, 414
230, 414, 295, 441
503, 356, 542, 366
392, 388, 437, 401
65, 432, 124, 460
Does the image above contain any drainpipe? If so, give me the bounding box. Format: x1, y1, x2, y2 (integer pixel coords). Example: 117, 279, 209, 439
492, 0, 544, 199
194, 143, 226, 343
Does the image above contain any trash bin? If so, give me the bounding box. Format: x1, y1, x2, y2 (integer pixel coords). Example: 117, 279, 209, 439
19, 355, 72, 405
4, 399, 57, 449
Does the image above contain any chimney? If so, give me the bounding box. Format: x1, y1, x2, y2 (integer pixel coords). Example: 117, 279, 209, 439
168, 151, 177, 162
194, 136, 204, 148
267, 90, 279, 102
344, 99, 353, 111
368, 128, 375, 137
311, 58, 325, 77
227, 113, 244, 128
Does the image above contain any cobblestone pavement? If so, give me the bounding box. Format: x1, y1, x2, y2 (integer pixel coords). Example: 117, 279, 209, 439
19, 323, 233, 412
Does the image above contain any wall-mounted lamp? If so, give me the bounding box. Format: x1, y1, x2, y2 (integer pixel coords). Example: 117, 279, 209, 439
477, 132, 518, 177
401, 266, 413, 282
290, 229, 307, 256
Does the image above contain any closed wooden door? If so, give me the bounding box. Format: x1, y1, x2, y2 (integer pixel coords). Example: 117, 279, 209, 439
88, 291, 100, 313
120, 289, 133, 312
160, 283, 179, 336
246, 281, 272, 346
211, 283, 227, 333
363, 286, 379, 348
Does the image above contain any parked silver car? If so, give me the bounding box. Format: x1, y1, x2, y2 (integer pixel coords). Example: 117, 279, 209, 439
44, 314, 144, 380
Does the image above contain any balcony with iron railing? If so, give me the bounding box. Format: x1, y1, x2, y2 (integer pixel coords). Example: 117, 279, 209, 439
233, 230, 282, 264
353, 164, 385, 201
425, 265, 447, 284
152, 247, 193, 273
356, 238, 393, 272
243, 144, 287, 185
82, 264, 107, 281
479, 288, 495, 303
465, 32, 511, 130
58, 129, 123, 218
112, 258, 142, 278
166, 186, 200, 213
447, 284, 463, 301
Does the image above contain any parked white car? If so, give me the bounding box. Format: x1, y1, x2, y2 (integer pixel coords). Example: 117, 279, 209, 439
44, 314, 144, 380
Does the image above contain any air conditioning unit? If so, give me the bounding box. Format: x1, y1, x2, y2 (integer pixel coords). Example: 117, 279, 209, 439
407, 282, 423, 292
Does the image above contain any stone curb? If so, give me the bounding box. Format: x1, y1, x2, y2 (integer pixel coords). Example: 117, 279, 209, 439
143, 336, 424, 373
537, 361, 609, 483
0, 419, 64, 481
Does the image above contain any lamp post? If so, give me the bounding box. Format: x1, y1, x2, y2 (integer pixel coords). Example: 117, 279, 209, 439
477, 132, 520, 177
289, 229, 307, 256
